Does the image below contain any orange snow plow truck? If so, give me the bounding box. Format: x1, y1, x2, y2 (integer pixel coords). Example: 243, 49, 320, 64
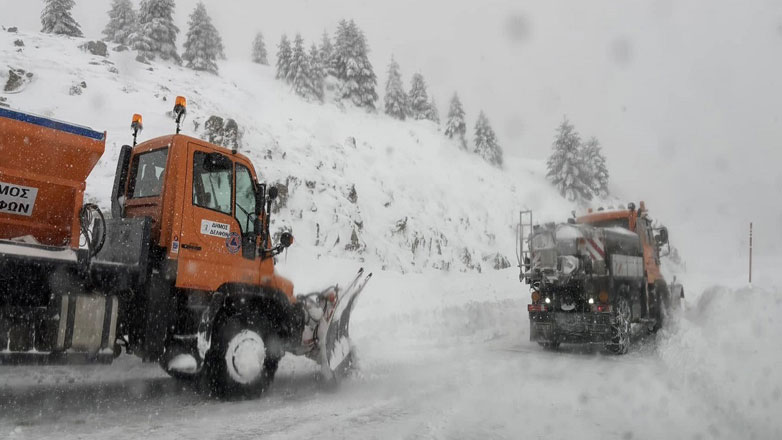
0, 101, 369, 397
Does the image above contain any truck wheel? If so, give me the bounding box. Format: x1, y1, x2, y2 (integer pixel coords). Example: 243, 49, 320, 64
204, 315, 279, 398
606, 297, 631, 354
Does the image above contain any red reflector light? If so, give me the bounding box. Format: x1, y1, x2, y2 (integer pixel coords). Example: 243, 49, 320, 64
596, 304, 611, 313
528, 304, 548, 312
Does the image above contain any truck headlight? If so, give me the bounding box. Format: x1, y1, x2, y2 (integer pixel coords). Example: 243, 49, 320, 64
560, 256, 579, 275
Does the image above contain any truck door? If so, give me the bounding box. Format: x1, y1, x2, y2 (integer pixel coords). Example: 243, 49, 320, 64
175, 144, 259, 291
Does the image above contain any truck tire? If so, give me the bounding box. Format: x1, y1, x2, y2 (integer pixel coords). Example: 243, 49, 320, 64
606, 297, 631, 354
204, 315, 280, 398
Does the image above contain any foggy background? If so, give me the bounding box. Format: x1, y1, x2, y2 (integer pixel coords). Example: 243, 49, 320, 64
2, 0, 780, 287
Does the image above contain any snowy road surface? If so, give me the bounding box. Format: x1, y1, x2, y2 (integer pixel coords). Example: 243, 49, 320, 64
1, 267, 780, 439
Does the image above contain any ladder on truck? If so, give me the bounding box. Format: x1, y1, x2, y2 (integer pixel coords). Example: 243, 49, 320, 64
516, 210, 533, 282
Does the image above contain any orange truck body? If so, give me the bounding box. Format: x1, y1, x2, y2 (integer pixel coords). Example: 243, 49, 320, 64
122, 134, 294, 300
0, 105, 373, 394
0, 108, 105, 248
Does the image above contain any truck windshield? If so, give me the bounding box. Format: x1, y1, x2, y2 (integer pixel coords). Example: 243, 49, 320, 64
128, 148, 168, 198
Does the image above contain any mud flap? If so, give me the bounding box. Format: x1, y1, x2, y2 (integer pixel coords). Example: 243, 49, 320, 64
317, 268, 372, 380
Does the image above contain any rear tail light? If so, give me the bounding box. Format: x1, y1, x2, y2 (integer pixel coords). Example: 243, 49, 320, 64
528, 304, 548, 312
594, 304, 611, 313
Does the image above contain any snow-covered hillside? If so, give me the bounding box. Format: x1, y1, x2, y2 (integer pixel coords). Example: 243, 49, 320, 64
0, 29, 572, 274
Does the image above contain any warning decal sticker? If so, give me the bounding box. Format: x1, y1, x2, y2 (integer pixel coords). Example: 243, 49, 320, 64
0, 181, 39, 217
200, 219, 230, 238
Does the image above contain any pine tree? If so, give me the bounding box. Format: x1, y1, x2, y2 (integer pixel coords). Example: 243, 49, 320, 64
308, 43, 325, 101
133, 0, 180, 62
204, 115, 224, 144
319, 31, 333, 68
473, 111, 503, 167
427, 96, 440, 124
41, 0, 83, 37
251, 32, 268, 65
328, 20, 347, 77
408, 73, 430, 120
384, 57, 407, 120
223, 119, 241, 150
103, 0, 136, 45
288, 34, 311, 97
331, 20, 378, 110
182, 2, 224, 73
275, 34, 292, 82
546, 117, 592, 201
444, 93, 467, 149
582, 136, 609, 197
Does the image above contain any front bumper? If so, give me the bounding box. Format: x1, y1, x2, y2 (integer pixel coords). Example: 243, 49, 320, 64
529, 310, 613, 344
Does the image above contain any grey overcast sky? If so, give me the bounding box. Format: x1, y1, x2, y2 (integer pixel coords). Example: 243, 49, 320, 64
2, 0, 781, 283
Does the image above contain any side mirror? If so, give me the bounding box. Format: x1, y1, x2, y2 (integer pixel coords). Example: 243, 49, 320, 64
268, 186, 279, 200
280, 232, 294, 248
655, 227, 669, 245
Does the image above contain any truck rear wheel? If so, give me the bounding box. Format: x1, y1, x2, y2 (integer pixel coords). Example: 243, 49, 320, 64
606, 297, 631, 354
204, 315, 279, 398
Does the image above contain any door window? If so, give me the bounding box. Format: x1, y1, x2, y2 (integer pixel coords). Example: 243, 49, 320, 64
234, 164, 257, 235
128, 148, 168, 198
192, 151, 232, 215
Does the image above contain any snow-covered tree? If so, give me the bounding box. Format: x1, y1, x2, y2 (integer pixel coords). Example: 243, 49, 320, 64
582, 136, 609, 197
103, 0, 137, 45
546, 117, 592, 201
204, 115, 224, 144
444, 93, 467, 149
427, 96, 440, 124
319, 31, 333, 68
384, 57, 408, 120
408, 73, 430, 120
133, 0, 180, 62
308, 43, 325, 101
288, 34, 311, 97
41, 0, 83, 37
474, 111, 503, 167
331, 19, 378, 110
182, 2, 224, 73
275, 34, 292, 82
328, 21, 347, 77
251, 32, 268, 65
223, 118, 241, 150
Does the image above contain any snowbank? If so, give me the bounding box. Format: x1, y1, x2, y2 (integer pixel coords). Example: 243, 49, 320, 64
658, 286, 782, 439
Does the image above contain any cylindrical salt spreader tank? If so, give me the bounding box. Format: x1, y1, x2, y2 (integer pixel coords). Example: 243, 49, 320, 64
0, 108, 105, 248
600, 227, 643, 257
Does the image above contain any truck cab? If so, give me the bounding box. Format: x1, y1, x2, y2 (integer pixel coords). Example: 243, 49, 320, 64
117, 134, 293, 297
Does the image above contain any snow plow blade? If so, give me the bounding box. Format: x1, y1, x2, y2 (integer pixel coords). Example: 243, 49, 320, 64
317, 268, 372, 380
